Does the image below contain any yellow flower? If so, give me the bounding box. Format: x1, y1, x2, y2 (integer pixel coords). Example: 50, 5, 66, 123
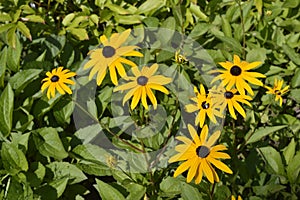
83, 29, 143, 86
185, 84, 223, 128
113, 63, 172, 110
41, 67, 76, 99
210, 86, 252, 120
210, 55, 266, 95
265, 78, 289, 106
231, 195, 242, 200
175, 50, 188, 64
169, 124, 232, 184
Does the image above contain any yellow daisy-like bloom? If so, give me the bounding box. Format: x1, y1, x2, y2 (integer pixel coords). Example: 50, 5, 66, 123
41, 67, 76, 99
210, 86, 252, 120
210, 55, 266, 95
265, 78, 289, 106
83, 29, 143, 86
113, 63, 172, 110
185, 84, 223, 128
231, 195, 242, 200
169, 124, 232, 184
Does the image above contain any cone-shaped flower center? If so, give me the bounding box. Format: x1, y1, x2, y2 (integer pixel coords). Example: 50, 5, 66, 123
102, 46, 116, 58
201, 101, 210, 109
196, 145, 210, 158
230, 65, 242, 76
137, 76, 148, 86
51, 75, 59, 82
224, 91, 234, 99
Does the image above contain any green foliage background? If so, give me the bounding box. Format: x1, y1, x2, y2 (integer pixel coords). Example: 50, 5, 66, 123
0, 0, 300, 199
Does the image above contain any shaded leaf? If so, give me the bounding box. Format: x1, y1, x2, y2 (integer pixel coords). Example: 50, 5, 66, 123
0, 84, 14, 137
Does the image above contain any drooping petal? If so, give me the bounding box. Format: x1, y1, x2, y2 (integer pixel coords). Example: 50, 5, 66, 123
145, 86, 157, 109
173, 160, 192, 177
141, 86, 148, 110
187, 157, 199, 183
131, 88, 142, 109
206, 130, 221, 147
202, 159, 214, 183
209, 158, 233, 174
148, 75, 172, 85
147, 83, 169, 94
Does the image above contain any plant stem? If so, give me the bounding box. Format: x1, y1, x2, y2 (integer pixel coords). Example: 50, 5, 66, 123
237, 0, 246, 59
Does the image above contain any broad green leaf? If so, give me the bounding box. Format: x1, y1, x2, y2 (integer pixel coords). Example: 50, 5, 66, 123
72, 144, 109, 164
33, 127, 68, 160
23, 15, 45, 23
62, 13, 76, 26
7, 35, 22, 71
283, 0, 299, 8
0, 47, 7, 87
106, 3, 131, 15
0, 84, 14, 137
67, 27, 89, 40
253, 184, 286, 196
0, 13, 12, 22
246, 48, 268, 63
76, 160, 112, 176
7, 26, 17, 48
0, 23, 16, 34
246, 125, 287, 144
17, 21, 32, 41
215, 35, 243, 54
290, 89, 300, 103
49, 178, 69, 198
254, 0, 263, 15
11, 132, 30, 151
114, 15, 143, 25
160, 177, 181, 197
287, 151, 300, 183
27, 162, 46, 187
1, 142, 28, 175
47, 162, 87, 184
8, 69, 42, 94
94, 179, 126, 200
283, 138, 295, 165
125, 183, 146, 200
97, 86, 113, 117
181, 182, 203, 200
291, 68, 300, 88
53, 97, 74, 125
258, 146, 285, 175
282, 44, 300, 65
136, 0, 164, 15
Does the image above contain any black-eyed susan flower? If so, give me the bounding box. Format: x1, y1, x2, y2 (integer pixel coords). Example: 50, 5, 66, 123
41, 67, 76, 99
169, 124, 232, 184
113, 63, 172, 110
210, 55, 266, 95
265, 78, 289, 106
83, 29, 143, 86
185, 84, 223, 128
210, 86, 252, 120
231, 195, 242, 200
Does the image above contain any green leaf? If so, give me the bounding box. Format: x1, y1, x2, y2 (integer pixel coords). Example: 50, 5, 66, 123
8, 69, 42, 94
221, 15, 232, 38
136, 0, 164, 15
282, 44, 300, 65
189, 3, 208, 22
181, 182, 203, 200
62, 13, 76, 26
215, 35, 243, 54
0, 84, 14, 137
17, 21, 32, 41
254, 0, 263, 14
1, 142, 28, 175
0, 13, 12, 22
47, 162, 87, 184
49, 178, 69, 198
160, 177, 181, 197
125, 183, 146, 200
0, 47, 7, 87
246, 125, 287, 144
67, 27, 89, 40
291, 68, 300, 88
0, 23, 16, 34
97, 86, 113, 117
290, 89, 300, 103
23, 15, 45, 23
33, 127, 68, 160
114, 15, 143, 25
53, 97, 74, 125
6, 177, 33, 200
283, 138, 295, 165
72, 143, 109, 164
283, 0, 299, 8
7, 26, 17, 48
76, 160, 112, 176
11, 132, 30, 152
94, 179, 126, 200
287, 151, 300, 183
6, 35, 22, 71
258, 146, 285, 175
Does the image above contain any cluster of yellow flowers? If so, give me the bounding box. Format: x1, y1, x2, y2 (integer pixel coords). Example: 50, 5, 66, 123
40, 29, 289, 193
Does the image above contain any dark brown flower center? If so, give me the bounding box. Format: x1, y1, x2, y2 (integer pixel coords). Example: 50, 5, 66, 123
230, 65, 242, 76
275, 90, 281, 95
201, 101, 210, 109
50, 75, 59, 82
137, 76, 148, 86
196, 145, 210, 158
102, 46, 116, 58
224, 91, 234, 99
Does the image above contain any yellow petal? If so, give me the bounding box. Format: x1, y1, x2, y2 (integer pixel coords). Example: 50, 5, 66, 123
115, 62, 127, 77
141, 86, 148, 110
200, 125, 208, 143
119, 57, 138, 67
148, 75, 172, 85
41, 81, 51, 92
206, 130, 221, 147
188, 124, 201, 146
123, 50, 143, 57
227, 100, 237, 119
173, 160, 192, 177
194, 162, 203, 184
114, 81, 137, 92
122, 87, 138, 105
232, 100, 246, 118
209, 158, 233, 174
131, 88, 142, 109
202, 159, 214, 183
187, 158, 199, 183
185, 104, 198, 113
109, 65, 118, 85
146, 86, 157, 109
59, 82, 72, 94
244, 61, 262, 70
147, 83, 169, 94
